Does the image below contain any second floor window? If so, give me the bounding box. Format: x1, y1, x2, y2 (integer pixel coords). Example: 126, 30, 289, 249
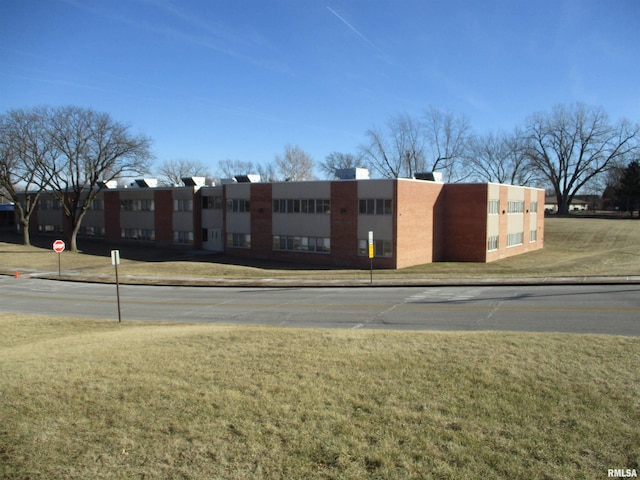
227, 199, 250, 213
359, 198, 392, 215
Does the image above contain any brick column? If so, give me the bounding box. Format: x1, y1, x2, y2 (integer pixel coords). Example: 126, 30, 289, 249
330, 181, 358, 266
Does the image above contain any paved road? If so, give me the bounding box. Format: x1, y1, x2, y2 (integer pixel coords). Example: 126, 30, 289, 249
2, 276, 639, 335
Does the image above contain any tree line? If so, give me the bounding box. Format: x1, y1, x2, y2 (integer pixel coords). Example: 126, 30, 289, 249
168, 103, 640, 216
2, 103, 640, 251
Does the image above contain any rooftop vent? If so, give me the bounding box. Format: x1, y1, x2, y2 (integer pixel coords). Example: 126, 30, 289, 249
134, 178, 158, 188
181, 176, 206, 187
414, 172, 443, 182
234, 174, 261, 183
97, 180, 118, 189
335, 168, 370, 180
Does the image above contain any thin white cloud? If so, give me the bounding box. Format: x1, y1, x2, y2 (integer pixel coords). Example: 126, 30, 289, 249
326, 6, 384, 56
61, 0, 291, 75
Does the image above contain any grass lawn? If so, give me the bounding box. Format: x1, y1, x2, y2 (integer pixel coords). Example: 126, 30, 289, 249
1, 216, 640, 282
1, 216, 639, 478
1, 314, 639, 479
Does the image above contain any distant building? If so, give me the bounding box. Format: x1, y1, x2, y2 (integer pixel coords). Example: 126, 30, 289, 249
544, 196, 589, 213
22, 171, 544, 269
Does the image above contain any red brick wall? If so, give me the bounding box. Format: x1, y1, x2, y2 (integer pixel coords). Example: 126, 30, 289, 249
395, 180, 444, 268
154, 190, 173, 246
28, 194, 39, 231
330, 181, 359, 267
103, 191, 120, 241
442, 184, 489, 262
193, 190, 202, 249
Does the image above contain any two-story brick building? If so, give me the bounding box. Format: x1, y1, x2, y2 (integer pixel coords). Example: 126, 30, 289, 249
26, 172, 544, 269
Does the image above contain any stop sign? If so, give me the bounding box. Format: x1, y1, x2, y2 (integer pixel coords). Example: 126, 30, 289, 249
53, 239, 65, 253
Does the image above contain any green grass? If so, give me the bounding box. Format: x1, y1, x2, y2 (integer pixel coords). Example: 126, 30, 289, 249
1, 314, 639, 479
2, 216, 640, 281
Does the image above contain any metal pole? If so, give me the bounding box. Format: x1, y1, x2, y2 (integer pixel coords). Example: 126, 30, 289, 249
115, 261, 122, 323
370, 257, 373, 284
58, 252, 61, 277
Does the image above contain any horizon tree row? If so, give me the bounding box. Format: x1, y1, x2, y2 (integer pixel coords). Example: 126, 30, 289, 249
139, 103, 640, 217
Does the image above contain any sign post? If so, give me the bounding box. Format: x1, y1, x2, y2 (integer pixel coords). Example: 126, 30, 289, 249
368, 231, 374, 284
52, 240, 65, 277
111, 250, 122, 323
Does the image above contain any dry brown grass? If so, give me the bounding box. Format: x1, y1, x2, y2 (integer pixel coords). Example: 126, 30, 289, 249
1, 313, 639, 479
2, 216, 640, 281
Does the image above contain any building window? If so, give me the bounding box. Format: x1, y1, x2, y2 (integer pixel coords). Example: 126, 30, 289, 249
359, 198, 392, 215
507, 201, 525, 214
38, 224, 60, 234
358, 239, 393, 257
39, 199, 62, 210
79, 226, 105, 238
121, 228, 155, 241
89, 199, 104, 211
227, 199, 250, 213
174, 199, 193, 212
530, 230, 537, 242
227, 232, 251, 248
488, 200, 500, 215
121, 199, 155, 211
507, 232, 524, 247
272, 235, 330, 253
487, 235, 499, 251
174, 231, 194, 245
202, 195, 222, 209
530, 201, 538, 213
273, 198, 330, 214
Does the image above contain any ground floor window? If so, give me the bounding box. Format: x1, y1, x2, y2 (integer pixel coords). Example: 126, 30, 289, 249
227, 232, 251, 249
38, 224, 62, 234
122, 228, 155, 241
530, 229, 537, 242
358, 239, 393, 257
507, 232, 524, 247
272, 235, 330, 253
79, 226, 105, 238
174, 231, 194, 245
487, 235, 499, 252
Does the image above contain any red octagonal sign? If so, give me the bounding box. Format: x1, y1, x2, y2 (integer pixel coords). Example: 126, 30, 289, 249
53, 239, 65, 253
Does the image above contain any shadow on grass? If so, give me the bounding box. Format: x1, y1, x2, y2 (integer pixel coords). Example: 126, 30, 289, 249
0, 232, 345, 272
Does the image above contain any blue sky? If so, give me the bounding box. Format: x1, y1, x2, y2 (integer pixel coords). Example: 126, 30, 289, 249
1, 0, 638, 177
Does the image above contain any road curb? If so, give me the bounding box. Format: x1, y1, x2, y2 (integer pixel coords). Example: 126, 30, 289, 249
2, 269, 640, 287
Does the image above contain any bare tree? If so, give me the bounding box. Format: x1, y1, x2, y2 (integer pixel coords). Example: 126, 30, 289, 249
467, 129, 539, 185
156, 158, 211, 186
274, 144, 315, 181
423, 107, 472, 182
256, 161, 277, 182
361, 113, 425, 178
0, 107, 54, 246
319, 152, 367, 179
46, 106, 153, 251
526, 103, 640, 214
217, 159, 256, 179
361, 109, 471, 180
